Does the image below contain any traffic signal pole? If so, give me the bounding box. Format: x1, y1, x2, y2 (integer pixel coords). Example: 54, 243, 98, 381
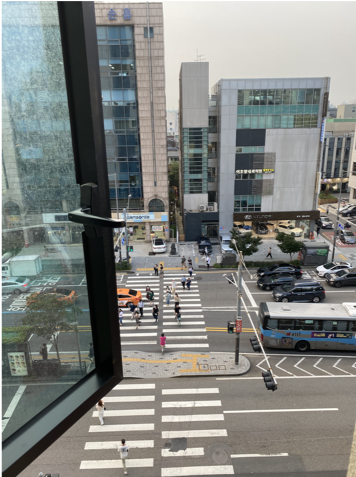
235, 251, 243, 365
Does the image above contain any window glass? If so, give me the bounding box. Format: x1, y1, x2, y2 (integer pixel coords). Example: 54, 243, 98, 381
108, 26, 120, 39
313, 89, 321, 105
322, 321, 338, 331
297, 89, 306, 104
278, 319, 294, 330
282, 89, 291, 104
305, 89, 313, 104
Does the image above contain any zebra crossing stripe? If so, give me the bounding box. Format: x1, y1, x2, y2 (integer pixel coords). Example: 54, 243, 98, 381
104, 396, 155, 402
85, 440, 154, 450
162, 414, 224, 422
93, 409, 155, 417
161, 448, 204, 457
121, 326, 158, 330
113, 383, 155, 390
164, 336, 208, 340
163, 315, 205, 318
161, 465, 233, 476
120, 333, 157, 337
162, 400, 221, 407
161, 429, 227, 438
165, 344, 209, 348
164, 304, 202, 307
163, 322, 205, 325
163, 328, 206, 333
162, 388, 219, 394
80, 458, 154, 469
121, 341, 157, 345
89, 423, 154, 432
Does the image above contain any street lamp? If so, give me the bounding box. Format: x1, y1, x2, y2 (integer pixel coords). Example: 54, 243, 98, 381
331, 171, 347, 262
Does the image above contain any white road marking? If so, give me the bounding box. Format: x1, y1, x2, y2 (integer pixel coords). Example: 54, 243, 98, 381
164, 304, 202, 307
89, 424, 154, 432
2, 385, 27, 432
243, 353, 356, 358
333, 359, 352, 375
92, 409, 155, 417
313, 358, 333, 375
294, 358, 314, 376
162, 400, 221, 408
120, 333, 157, 337
161, 465, 233, 476
164, 336, 208, 340
113, 383, 155, 390
121, 326, 158, 330
224, 408, 338, 414
163, 314, 205, 318
217, 375, 356, 380
275, 357, 295, 376
231, 453, 289, 458
163, 328, 206, 333
165, 344, 209, 348
162, 388, 219, 395
80, 458, 154, 469
104, 396, 155, 402
162, 448, 204, 457
256, 357, 268, 372
163, 322, 205, 326
162, 414, 224, 422
242, 277, 257, 307
161, 429, 228, 439
121, 341, 157, 345
85, 440, 154, 450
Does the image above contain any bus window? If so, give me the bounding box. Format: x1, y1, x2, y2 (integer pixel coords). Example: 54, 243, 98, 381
295, 320, 315, 330
266, 318, 278, 329
337, 321, 348, 331
278, 319, 294, 330
322, 321, 338, 331
349, 321, 356, 332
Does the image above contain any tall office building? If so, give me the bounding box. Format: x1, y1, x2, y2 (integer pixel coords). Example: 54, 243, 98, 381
179, 62, 330, 241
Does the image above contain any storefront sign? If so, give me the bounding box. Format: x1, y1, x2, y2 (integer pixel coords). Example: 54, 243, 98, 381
8, 352, 28, 376
320, 118, 325, 142
233, 210, 320, 222
126, 213, 155, 222
236, 169, 274, 174
108, 9, 117, 19
9, 215, 20, 222
152, 226, 163, 231
123, 8, 132, 20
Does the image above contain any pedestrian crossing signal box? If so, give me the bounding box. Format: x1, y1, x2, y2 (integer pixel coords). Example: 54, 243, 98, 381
227, 321, 234, 333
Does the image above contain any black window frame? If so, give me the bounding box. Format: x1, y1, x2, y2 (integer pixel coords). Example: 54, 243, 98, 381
2, 4, 123, 476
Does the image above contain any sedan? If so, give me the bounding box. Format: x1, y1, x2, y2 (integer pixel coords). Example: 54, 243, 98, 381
117, 288, 142, 307
316, 217, 334, 229
257, 273, 295, 291
274, 223, 303, 237
2, 276, 31, 295
339, 230, 356, 244
316, 261, 352, 277
341, 206, 356, 218
325, 268, 356, 287
152, 238, 167, 253
257, 264, 303, 278
28, 287, 77, 304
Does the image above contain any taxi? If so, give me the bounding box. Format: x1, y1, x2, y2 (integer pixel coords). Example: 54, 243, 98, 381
117, 288, 142, 307
28, 287, 77, 304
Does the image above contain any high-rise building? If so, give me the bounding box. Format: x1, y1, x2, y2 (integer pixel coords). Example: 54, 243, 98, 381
336, 103, 356, 119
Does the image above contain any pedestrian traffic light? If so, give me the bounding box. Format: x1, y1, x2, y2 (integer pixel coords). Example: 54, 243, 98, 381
262, 371, 277, 391
227, 321, 234, 333
250, 337, 261, 352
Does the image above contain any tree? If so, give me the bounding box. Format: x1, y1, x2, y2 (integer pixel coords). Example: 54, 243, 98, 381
276, 232, 304, 260
168, 161, 179, 189
22, 294, 74, 362
229, 229, 262, 258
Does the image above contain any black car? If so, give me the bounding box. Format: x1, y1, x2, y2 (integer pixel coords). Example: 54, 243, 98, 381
325, 268, 356, 287
252, 221, 268, 235
257, 263, 303, 278
198, 240, 212, 255
316, 216, 333, 229
257, 273, 295, 291
272, 280, 325, 303
197, 235, 211, 245
341, 206, 356, 218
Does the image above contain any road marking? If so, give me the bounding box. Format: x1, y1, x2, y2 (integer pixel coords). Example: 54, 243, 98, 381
313, 358, 333, 375
243, 352, 356, 358
162, 413, 224, 422
121, 341, 157, 345
162, 388, 219, 395
161, 465, 233, 476
163, 304, 202, 307
275, 357, 295, 376
89, 423, 154, 432
162, 400, 221, 408
85, 440, 154, 450
224, 408, 338, 414
256, 357, 268, 372
242, 277, 257, 307
2, 385, 27, 432
294, 357, 314, 376
333, 359, 352, 375
231, 453, 289, 458
217, 375, 356, 380
165, 336, 208, 340
162, 448, 204, 457
104, 395, 155, 402
161, 429, 228, 439
163, 322, 205, 326
121, 326, 158, 330
120, 333, 157, 337
93, 409, 155, 417
163, 328, 206, 333
80, 458, 154, 469
165, 344, 209, 348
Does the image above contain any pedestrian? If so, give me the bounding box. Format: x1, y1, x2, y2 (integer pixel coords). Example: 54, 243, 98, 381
206, 255, 211, 270
345, 221, 351, 229
309, 231, 315, 240
39, 343, 48, 360
188, 257, 193, 268
134, 310, 141, 330
266, 247, 272, 259
204, 246, 208, 258
154, 264, 158, 276
181, 255, 187, 269
118, 438, 129, 475
160, 333, 166, 353
174, 304, 181, 316
88, 342, 94, 362
43, 246, 48, 257
118, 309, 124, 326
186, 277, 191, 290
188, 266, 193, 277
166, 290, 171, 306
129, 302, 137, 320
148, 289, 154, 306
152, 304, 159, 323
166, 285, 171, 294
96, 399, 105, 426
316, 226, 321, 236
181, 275, 186, 289
146, 285, 151, 294
174, 293, 180, 307
326, 205, 330, 215
171, 279, 176, 294
137, 298, 144, 317
160, 263, 164, 278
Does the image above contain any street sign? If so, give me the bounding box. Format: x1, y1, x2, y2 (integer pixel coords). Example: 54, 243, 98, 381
122, 238, 125, 245
338, 223, 344, 230
235, 318, 242, 333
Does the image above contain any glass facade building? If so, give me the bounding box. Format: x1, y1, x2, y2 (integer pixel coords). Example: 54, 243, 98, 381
182, 127, 209, 194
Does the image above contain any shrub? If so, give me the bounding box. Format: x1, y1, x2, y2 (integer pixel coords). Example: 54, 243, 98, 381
115, 261, 132, 271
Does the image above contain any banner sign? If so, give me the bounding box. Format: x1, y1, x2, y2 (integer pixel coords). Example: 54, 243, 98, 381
311, 332, 352, 339
8, 352, 28, 376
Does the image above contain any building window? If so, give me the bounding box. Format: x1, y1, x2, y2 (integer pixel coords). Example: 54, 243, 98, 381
209, 116, 217, 133
236, 146, 264, 154
235, 171, 263, 180
144, 27, 154, 38
234, 195, 262, 212
148, 198, 165, 212
208, 167, 216, 182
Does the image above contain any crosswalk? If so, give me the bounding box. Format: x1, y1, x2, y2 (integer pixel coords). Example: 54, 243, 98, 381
80, 382, 233, 476
122, 272, 209, 351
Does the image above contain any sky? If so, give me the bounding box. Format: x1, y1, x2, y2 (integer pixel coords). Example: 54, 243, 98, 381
160, 1, 356, 110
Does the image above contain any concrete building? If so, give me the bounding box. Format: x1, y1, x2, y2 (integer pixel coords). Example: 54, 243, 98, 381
337, 103, 356, 119
167, 110, 179, 137
179, 63, 330, 241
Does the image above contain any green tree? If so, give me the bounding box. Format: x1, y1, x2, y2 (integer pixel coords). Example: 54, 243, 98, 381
229, 229, 262, 258
168, 161, 179, 189
23, 294, 74, 362
276, 232, 304, 260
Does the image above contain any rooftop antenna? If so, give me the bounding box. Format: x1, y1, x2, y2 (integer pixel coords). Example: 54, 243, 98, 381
195, 49, 206, 62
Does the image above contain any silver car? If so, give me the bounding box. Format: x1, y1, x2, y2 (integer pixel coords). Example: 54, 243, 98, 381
2, 276, 32, 295
339, 230, 356, 244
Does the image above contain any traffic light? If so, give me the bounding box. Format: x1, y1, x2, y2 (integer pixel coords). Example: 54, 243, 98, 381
262, 371, 277, 391
250, 337, 261, 352
227, 321, 234, 333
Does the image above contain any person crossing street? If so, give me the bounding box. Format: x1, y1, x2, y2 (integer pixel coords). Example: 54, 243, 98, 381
188, 267, 193, 277
129, 302, 137, 320
137, 299, 144, 317
186, 277, 191, 290
181, 255, 187, 269
181, 275, 186, 289
118, 438, 129, 475
154, 264, 158, 276
152, 304, 159, 323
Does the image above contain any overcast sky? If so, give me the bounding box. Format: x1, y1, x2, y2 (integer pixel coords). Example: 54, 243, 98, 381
161, 1, 356, 110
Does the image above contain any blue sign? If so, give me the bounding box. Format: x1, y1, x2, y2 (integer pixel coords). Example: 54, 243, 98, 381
338, 223, 344, 230
122, 238, 125, 245
108, 9, 116, 20
320, 118, 325, 142
123, 8, 132, 20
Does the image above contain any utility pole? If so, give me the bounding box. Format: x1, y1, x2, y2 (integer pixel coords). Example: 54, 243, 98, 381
331, 172, 345, 262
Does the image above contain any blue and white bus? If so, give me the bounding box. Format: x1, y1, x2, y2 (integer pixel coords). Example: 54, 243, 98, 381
257, 302, 356, 352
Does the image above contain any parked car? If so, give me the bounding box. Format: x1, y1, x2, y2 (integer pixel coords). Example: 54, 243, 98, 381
257, 263, 303, 278
234, 222, 252, 231
28, 287, 77, 304
252, 222, 268, 235
339, 204, 353, 213
152, 237, 167, 253
2, 276, 31, 295
219, 234, 236, 255
274, 223, 303, 237
199, 240, 213, 255
197, 235, 210, 244
316, 261, 352, 277
257, 273, 295, 291
341, 206, 356, 218
339, 230, 356, 244
325, 268, 356, 288
117, 288, 142, 307
272, 280, 325, 303
316, 217, 334, 229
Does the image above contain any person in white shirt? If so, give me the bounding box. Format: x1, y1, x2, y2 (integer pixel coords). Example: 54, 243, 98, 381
206, 255, 211, 270
119, 438, 130, 475
119, 309, 124, 326
171, 279, 176, 294
96, 399, 105, 425
137, 299, 144, 317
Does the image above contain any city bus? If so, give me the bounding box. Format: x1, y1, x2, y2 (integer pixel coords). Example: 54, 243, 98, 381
257, 302, 356, 352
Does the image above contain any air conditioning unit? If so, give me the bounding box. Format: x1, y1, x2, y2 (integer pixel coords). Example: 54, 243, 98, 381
207, 206, 214, 211
199, 205, 206, 211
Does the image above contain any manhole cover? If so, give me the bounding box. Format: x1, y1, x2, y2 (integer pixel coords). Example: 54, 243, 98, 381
213, 449, 228, 464
195, 276, 203, 281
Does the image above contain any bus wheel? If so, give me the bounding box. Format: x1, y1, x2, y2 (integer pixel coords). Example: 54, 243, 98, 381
296, 341, 310, 352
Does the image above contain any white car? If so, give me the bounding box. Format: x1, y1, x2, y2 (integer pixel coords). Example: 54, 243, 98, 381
274, 223, 303, 237
152, 238, 167, 253
339, 204, 352, 213
316, 261, 352, 277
